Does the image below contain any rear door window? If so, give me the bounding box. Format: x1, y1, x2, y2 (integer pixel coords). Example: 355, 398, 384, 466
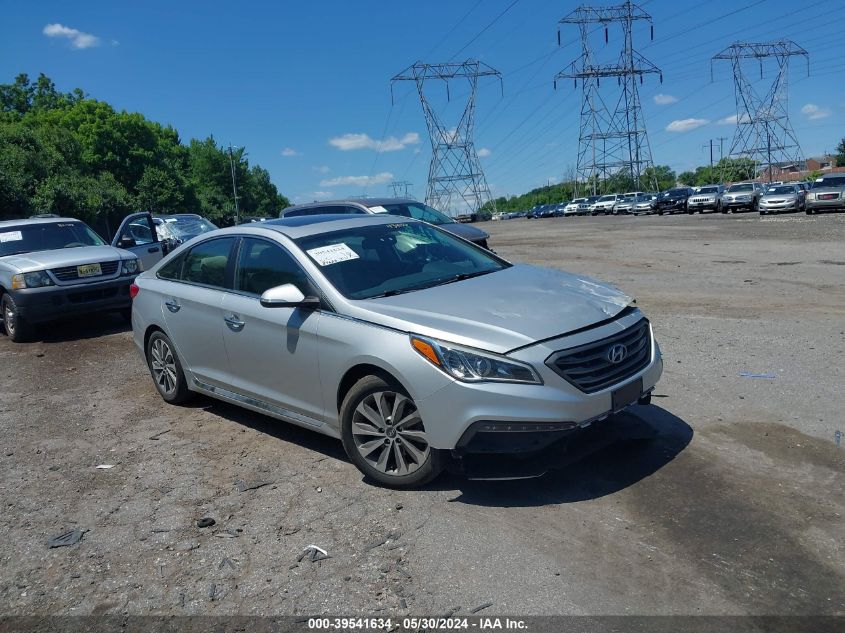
182, 237, 236, 289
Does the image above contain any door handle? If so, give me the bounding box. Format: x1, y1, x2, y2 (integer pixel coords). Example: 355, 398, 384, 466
224, 314, 245, 331
148, 246, 160, 253
164, 300, 181, 313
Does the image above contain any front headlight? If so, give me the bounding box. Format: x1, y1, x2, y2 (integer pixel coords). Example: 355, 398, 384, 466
14, 271, 55, 288
410, 335, 542, 384
121, 258, 141, 275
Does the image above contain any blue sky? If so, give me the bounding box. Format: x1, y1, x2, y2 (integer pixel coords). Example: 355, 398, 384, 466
1, 0, 843, 205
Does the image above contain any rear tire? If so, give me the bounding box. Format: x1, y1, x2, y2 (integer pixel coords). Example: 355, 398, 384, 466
2, 294, 33, 343
340, 375, 443, 488
146, 331, 192, 404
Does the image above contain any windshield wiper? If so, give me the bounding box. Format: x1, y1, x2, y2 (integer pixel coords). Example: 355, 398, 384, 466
438, 269, 496, 286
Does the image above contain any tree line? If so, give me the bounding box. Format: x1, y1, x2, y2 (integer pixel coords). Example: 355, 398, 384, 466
0, 73, 289, 234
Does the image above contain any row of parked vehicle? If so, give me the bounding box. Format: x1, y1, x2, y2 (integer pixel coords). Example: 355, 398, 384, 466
490, 173, 845, 221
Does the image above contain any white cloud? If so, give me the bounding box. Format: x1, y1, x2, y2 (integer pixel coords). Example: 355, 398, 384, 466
312, 165, 331, 174
312, 191, 333, 199
320, 172, 394, 187
477, 147, 492, 157
329, 132, 420, 152
665, 118, 710, 133
717, 113, 752, 125
801, 103, 831, 120
42, 23, 100, 49
280, 147, 299, 157
653, 93, 678, 105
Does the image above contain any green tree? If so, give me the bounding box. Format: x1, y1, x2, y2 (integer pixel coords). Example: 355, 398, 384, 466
677, 171, 695, 185
641, 165, 676, 191
835, 137, 845, 166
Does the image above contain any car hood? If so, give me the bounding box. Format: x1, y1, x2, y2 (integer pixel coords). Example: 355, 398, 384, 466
0, 246, 131, 273
347, 264, 632, 354
761, 193, 797, 200
438, 222, 489, 243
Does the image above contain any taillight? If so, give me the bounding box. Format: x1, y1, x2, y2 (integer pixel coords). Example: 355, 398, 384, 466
129, 283, 140, 299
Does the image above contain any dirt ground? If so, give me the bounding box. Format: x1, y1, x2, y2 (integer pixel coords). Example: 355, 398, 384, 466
1, 212, 843, 617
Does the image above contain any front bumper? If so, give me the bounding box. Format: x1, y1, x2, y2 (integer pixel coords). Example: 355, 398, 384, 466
414, 314, 663, 452
760, 200, 799, 212
722, 197, 754, 210
10, 276, 135, 324
687, 200, 718, 211
657, 201, 685, 213
807, 198, 845, 212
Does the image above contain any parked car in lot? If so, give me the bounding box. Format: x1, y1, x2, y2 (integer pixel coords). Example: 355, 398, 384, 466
583, 195, 601, 215
591, 194, 621, 215
632, 193, 657, 215
281, 198, 491, 249
153, 214, 218, 252
564, 198, 587, 216
759, 184, 805, 215
613, 192, 643, 215
656, 187, 693, 215
805, 174, 845, 214
132, 214, 663, 486
686, 185, 725, 214
0, 213, 153, 342
720, 182, 765, 213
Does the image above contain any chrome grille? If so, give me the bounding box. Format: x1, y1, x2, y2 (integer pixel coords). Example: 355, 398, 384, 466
546, 319, 652, 393
51, 261, 120, 282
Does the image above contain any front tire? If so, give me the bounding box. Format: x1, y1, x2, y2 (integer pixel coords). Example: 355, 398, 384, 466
2, 294, 33, 343
340, 375, 443, 488
146, 331, 192, 404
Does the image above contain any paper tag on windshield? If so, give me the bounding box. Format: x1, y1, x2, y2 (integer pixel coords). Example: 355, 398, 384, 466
0, 231, 23, 243
368, 205, 389, 214
307, 243, 360, 266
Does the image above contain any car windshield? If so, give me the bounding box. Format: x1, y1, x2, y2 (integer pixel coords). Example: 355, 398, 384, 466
160, 216, 218, 239
0, 221, 105, 257
661, 189, 687, 197
698, 187, 719, 194
728, 184, 753, 192
811, 177, 845, 189
598, 195, 615, 202
766, 186, 795, 194
367, 202, 453, 226
296, 221, 508, 300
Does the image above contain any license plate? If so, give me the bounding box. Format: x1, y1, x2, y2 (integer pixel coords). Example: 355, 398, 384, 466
611, 377, 643, 413
77, 263, 102, 277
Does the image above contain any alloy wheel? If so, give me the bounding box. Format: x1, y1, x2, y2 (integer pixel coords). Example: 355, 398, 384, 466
4, 301, 15, 336
150, 338, 178, 396
351, 391, 430, 477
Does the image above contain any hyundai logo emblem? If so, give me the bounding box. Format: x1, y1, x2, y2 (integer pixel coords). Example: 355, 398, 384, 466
607, 343, 628, 364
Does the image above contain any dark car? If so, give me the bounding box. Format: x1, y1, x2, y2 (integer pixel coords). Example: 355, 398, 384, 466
656, 188, 694, 215
281, 198, 491, 249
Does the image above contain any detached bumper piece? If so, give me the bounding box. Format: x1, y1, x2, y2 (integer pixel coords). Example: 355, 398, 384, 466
449, 413, 656, 480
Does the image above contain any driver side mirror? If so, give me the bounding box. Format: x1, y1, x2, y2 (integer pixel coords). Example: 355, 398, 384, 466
117, 235, 136, 249
260, 284, 320, 310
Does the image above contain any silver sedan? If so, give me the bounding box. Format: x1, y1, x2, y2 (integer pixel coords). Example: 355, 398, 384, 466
131, 215, 663, 487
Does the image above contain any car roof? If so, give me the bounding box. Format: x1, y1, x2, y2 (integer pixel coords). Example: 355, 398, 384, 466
152, 213, 205, 219
285, 197, 419, 212
225, 213, 420, 240
0, 216, 82, 227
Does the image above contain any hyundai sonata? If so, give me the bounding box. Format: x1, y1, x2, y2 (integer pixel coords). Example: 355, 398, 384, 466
131, 214, 662, 487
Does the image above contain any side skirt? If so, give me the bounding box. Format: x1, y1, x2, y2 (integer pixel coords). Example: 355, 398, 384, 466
191, 377, 341, 439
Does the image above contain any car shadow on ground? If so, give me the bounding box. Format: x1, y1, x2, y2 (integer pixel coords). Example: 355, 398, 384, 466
195, 397, 692, 506
22, 313, 131, 343
442, 404, 693, 507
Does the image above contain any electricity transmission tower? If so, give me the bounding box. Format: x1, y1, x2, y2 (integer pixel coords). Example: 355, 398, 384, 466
391, 60, 501, 216
555, 1, 661, 195
389, 180, 414, 198
712, 41, 809, 184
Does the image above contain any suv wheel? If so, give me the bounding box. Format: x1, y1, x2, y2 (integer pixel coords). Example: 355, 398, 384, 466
1, 294, 33, 343
146, 331, 192, 404
341, 375, 443, 488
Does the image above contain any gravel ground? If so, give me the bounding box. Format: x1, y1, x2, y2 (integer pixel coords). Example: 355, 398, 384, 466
0, 212, 843, 617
